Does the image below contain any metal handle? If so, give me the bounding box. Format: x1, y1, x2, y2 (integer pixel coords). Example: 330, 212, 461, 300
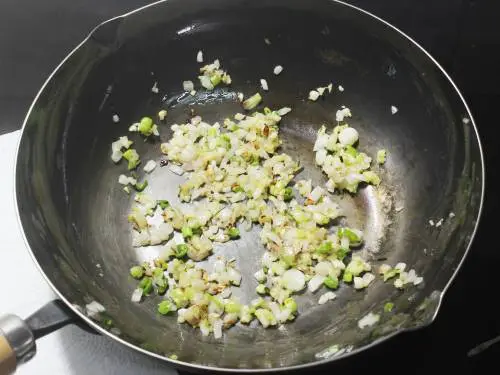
0, 315, 35, 375
0, 300, 78, 374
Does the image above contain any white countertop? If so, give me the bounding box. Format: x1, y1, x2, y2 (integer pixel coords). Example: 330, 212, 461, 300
0, 131, 178, 375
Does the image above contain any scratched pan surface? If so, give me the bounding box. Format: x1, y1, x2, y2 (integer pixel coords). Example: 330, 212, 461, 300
15, 0, 484, 372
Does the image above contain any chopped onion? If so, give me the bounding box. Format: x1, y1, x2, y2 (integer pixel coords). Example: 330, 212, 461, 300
143, 160, 157, 173
277, 107, 291, 116
336, 107, 352, 122
308, 275, 325, 293
85, 301, 106, 319
168, 164, 185, 175
183, 80, 194, 92
260, 79, 269, 91
131, 288, 143, 302
151, 81, 159, 94
358, 312, 380, 329
196, 50, 203, 63
391, 105, 398, 115
213, 319, 223, 339
338, 85, 344, 92
282, 269, 305, 292
112, 114, 120, 123
309, 90, 320, 101
273, 65, 283, 75
318, 291, 336, 304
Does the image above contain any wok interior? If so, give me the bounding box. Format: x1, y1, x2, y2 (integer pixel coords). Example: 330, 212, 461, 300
16, 0, 483, 369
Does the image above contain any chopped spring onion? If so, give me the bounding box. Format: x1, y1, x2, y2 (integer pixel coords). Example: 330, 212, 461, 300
384, 302, 394, 312
324, 276, 339, 289
242, 93, 262, 110
158, 300, 175, 315
138, 117, 155, 137
227, 227, 240, 239
134, 180, 148, 192
130, 266, 144, 279
175, 244, 189, 258
158, 200, 170, 209
123, 149, 140, 170
377, 149, 387, 164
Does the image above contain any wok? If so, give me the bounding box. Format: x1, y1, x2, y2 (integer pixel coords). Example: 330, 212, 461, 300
0, 0, 484, 373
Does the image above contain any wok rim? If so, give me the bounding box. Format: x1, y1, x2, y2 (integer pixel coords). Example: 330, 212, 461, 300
13, 0, 486, 372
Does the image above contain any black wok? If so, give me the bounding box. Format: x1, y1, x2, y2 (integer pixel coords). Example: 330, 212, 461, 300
0, 0, 484, 373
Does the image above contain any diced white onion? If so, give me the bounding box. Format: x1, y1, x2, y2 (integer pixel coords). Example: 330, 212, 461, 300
131, 288, 143, 302
196, 50, 203, 63
260, 79, 269, 91
309, 90, 320, 101
282, 269, 305, 292
168, 164, 185, 175
273, 65, 283, 75
183, 80, 194, 92
143, 160, 157, 173
318, 291, 336, 305
358, 312, 380, 329
308, 275, 325, 293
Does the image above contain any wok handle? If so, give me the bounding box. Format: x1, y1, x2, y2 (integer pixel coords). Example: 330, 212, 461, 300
0, 300, 77, 374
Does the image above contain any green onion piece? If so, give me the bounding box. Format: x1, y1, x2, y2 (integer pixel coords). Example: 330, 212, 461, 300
324, 276, 339, 289
224, 301, 242, 314
158, 300, 174, 315
170, 288, 189, 308
256, 284, 268, 295
281, 254, 296, 267
384, 302, 394, 312
242, 93, 262, 111
316, 241, 333, 255
335, 248, 349, 261
158, 200, 170, 209
156, 284, 168, 295
175, 244, 188, 258
169, 354, 178, 360
345, 145, 358, 157
383, 268, 400, 281
377, 149, 387, 164
138, 277, 153, 295
103, 318, 113, 328
263, 107, 272, 115
123, 149, 140, 170
130, 266, 144, 279
343, 271, 353, 283
138, 117, 154, 136
182, 226, 193, 239
134, 180, 148, 192
337, 227, 361, 244
210, 73, 222, 86
227, 227, 240, 239
231, 185, 244, 193
283, 187, 293, 202
283, 297, 298, 313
